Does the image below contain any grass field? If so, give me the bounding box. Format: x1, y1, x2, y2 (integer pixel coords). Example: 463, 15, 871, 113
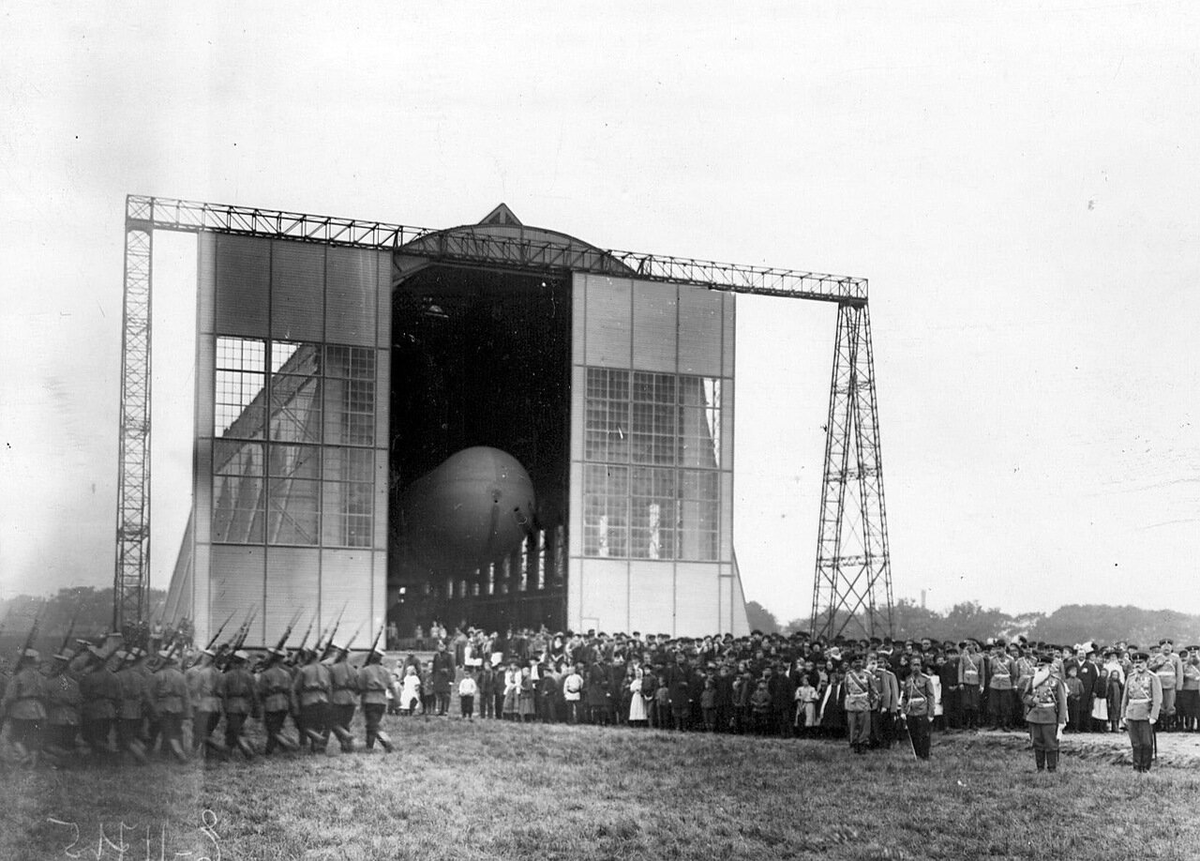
3, 719, 1198, 861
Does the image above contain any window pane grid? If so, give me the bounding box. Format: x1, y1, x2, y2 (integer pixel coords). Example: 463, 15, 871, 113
211, 338, 378, 547
582, 366, 725, 562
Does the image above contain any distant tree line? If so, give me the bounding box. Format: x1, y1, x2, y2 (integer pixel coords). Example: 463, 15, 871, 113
747, 598, 1200, 646
0, 586, 167, 654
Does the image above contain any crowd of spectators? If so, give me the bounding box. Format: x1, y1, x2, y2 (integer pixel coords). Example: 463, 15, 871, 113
386, 626, 1200, 740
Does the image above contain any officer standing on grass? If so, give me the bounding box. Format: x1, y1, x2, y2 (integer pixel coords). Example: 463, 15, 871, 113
1121, 650, 1163, 773
1021, 653, 1068, 773
899, 655, 936, 760
843, 655, 876, 755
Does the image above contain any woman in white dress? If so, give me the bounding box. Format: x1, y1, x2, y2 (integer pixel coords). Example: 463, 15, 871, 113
399, 665, 422, 715
929, 668, 944, 731
628, 666, 648, 726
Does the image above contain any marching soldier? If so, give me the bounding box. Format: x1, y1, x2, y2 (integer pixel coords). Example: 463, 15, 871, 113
1121, 650, 1163, 773
151, 649, 192, 763
115, 651, 151, 764
187, 648, 224, 756
1021, 653, 1068, 773
218, 650, 260, 758
42, 649, 83, 763
358, 645, 395, 752
328, 644, 360, 752
258, 647, 298, 755
79, 646, 121, 759
899, 655, 936, 760
293, 647, 332, 752
2, 648, 47, 766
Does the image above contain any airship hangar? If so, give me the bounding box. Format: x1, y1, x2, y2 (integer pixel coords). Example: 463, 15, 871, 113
133, 196, 889, 648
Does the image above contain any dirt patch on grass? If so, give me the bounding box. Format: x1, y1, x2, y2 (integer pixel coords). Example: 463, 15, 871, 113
958, 728, 1200, 768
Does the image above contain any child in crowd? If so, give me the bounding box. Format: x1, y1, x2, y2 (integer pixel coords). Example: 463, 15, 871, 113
654, 680, 670, 730
1064, 665, 1083, 732
750, 679, 772, 735
459, 668, 477, 720
732, 672, 751, 734
700, 678, 718, 732
478, 665, 496, 719
518, 666, 536, 722
795, 678, 818, 737
399, 665, 421, 716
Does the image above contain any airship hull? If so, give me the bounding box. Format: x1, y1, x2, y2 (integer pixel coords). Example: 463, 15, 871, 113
399, 447, 536, 573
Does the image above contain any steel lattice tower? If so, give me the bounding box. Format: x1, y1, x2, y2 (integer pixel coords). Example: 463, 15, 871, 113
113, 210, 153, 630
810, 302, 894, 641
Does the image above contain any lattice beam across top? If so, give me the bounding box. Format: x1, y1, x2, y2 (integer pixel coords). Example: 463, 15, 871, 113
126, 195, 867, 305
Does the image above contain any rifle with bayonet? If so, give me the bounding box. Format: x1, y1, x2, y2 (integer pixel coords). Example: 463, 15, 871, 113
43, 603, 84, 676
318, 602, 349, 661
337, 621, 366, 662
216, 606, 257, 669
272, 608, 304, 654
205, 609, 238, 652
16, 601, 45, 668
363, 624, 384, 665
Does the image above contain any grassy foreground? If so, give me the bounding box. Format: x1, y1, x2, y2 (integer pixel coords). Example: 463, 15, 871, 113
3, 719, 1199, 861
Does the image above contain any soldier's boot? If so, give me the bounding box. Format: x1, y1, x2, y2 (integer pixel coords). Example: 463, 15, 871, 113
1142, 747, 1154, 772
331, 724, 355, 752
10, 741, 30, 767
127, 739, 149, 766
42, 743, 70, 761
376, 730, 394, 754
272, 733, 298, 753
205, 737, 230, 759
1046, 751, 1058, 773
304, 728, 325, 747
169, 739, 189, 763
236, 737, 256, 759
1034, 750, 1045, 771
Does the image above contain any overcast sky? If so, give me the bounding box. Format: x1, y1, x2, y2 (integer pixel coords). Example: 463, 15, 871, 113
2, 3, 1198, 624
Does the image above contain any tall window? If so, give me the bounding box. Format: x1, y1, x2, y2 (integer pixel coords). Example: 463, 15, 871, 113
211, 337, 376, 548
582, 367, 722, 560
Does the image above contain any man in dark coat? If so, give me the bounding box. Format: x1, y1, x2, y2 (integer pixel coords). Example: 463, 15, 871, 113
431, 641, 456, 716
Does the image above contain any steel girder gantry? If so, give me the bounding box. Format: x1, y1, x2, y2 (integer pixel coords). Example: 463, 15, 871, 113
112, 194, 893, 642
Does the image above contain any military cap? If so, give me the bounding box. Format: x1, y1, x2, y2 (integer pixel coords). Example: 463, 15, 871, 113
1036, 652, 1053, 665
22, 648, 40, 660
114, 650, 128, 661
232, 650, 249, 661
1131, 651, 1150, 662
157, 649, 174, 660
53, 648, 76, 662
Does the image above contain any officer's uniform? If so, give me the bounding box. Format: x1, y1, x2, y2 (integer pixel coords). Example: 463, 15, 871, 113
358, 648, 394, 752
1022, 656, 1068, 772
1122, 653, 1163, 773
